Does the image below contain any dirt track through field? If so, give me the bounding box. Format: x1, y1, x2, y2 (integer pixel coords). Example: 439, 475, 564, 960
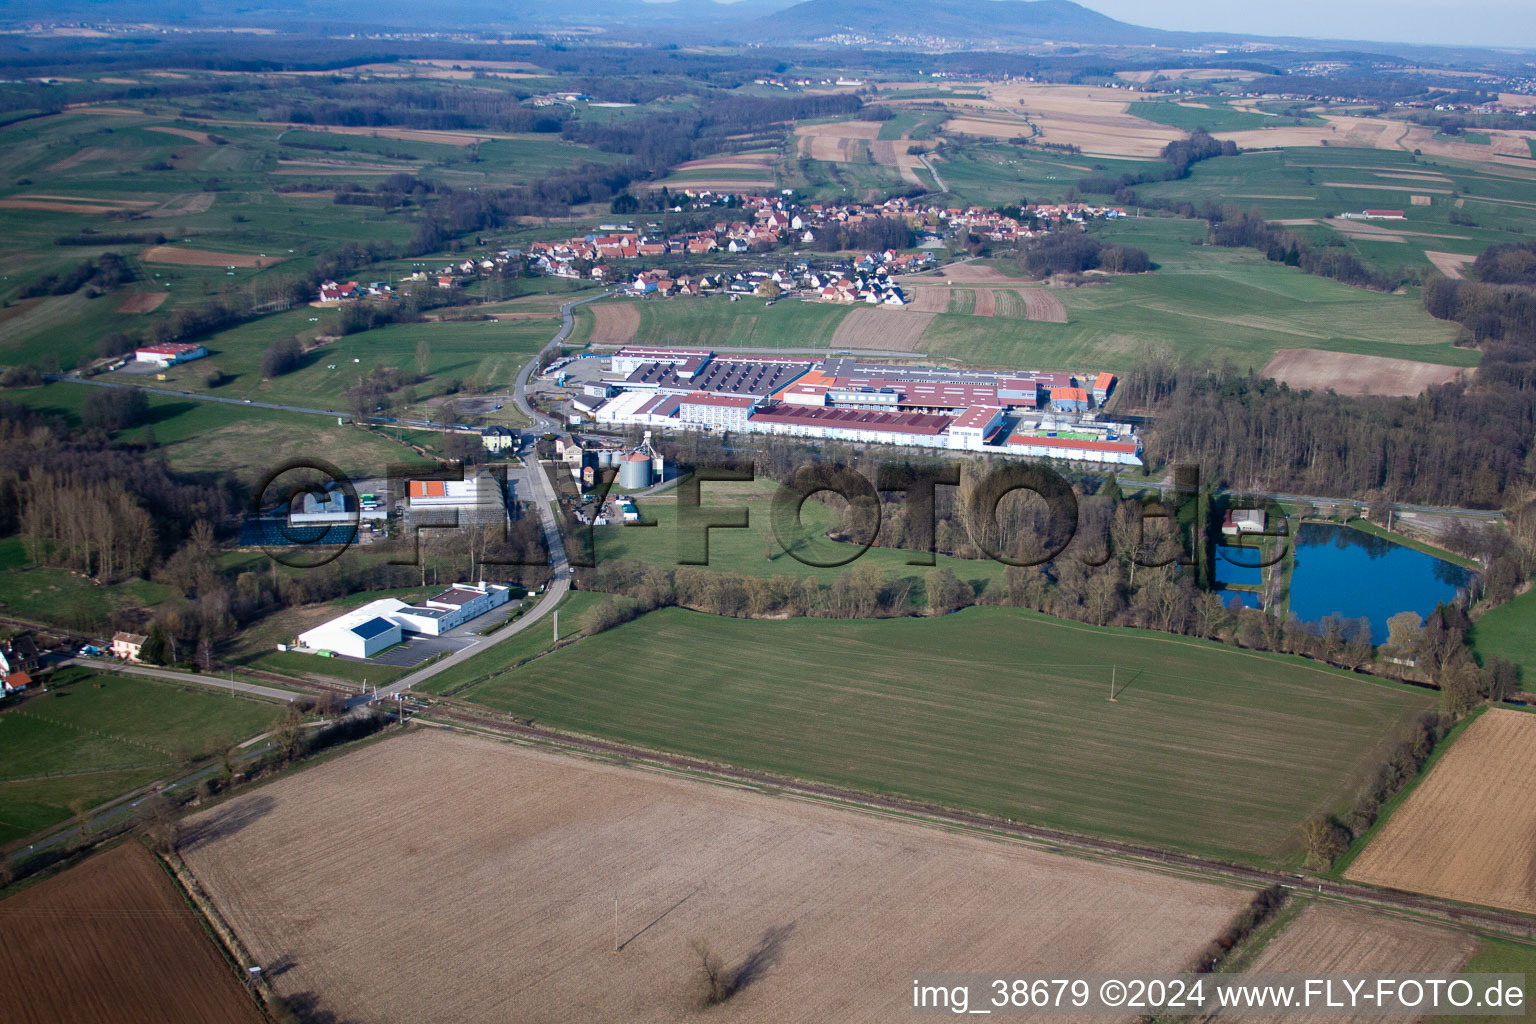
1346, 709, 1536, 914
1240, 903, 1475, 1024
180, 729, 1247, 1024
144, 124, 212, 144
0, 843, 264, 1024
589, 302, 641, 343
1261, 348, 1465, 397
140, 245, 282, 268
829, 307, 935, 350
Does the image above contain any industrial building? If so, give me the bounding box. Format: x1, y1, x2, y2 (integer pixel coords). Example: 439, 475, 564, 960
406, 471, 508, 526
579, 348, 1138, 465
134, 343, 208, 367
296, 582, 513, 657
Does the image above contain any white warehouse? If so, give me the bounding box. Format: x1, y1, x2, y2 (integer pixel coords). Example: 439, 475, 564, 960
295, 582, 514, 658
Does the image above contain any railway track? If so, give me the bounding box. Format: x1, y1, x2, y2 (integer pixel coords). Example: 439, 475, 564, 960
416, 700, 1536, 942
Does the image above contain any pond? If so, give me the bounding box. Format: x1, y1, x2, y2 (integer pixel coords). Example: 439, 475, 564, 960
1287, 522, 1473, 644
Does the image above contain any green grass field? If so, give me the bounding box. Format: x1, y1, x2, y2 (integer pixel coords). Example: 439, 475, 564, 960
1, 380, 428, 483
1472, 588, 1536, 683
0, 536, 171, 632
1433, 937, 1536, 1024
416, 589, 612, 695
918, 220, 1468, 372
0, 668, 282, 844
460, 604, 1432, 863
589, 481, 1009, 596
625, 296, 852, 349
1129, 100, 1297, 134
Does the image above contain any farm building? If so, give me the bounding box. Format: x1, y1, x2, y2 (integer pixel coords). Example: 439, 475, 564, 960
111, 632, 146, 662
297, 601, 405, 659
1222, 509, 1268, 536
134, 343, 207, 367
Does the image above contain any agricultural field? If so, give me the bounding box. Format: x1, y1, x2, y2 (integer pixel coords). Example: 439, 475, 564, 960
1127, 99, 1314, 134
1345, 708, 1536, 914
1260, 348, 1469, 397
414, 589, 614, 695
0, 668, 282, 845
1241, 903, 1476, 1024
460, 605, 1433, 863
0, 842, 264, 1024
917, 221, 1469, 372
180, 728, 1250, 1023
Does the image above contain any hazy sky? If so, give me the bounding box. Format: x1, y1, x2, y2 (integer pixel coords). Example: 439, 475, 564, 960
699, 0, 1535, 49
1070, 0, 1536, 49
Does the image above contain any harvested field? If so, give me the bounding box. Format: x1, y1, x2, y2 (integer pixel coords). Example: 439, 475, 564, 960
143, 124, 212, 144
1240, 904, 1475, 1024
140, 245, 282, 268
1323, 181, 1454, 195
117, 292, 169, 313
589, 301, 641, 344
673, 153, 775, 172
1411, 194, 1432, 205
907, 285, 951, 313
972, 287, 997, 317
1426, 250, 1474, 279
0, 199, 125, 213
1018, 287, 1067, 323
44, 147, 113, 172
828, 307, 935, 350
182, 729, 1249, 1023
644, 177, 774, 191
0, 842, 264, 1024
977, 82, 1183, 158
1261, 348, 1466, 397
1346, 709, 1536, 914
938, 262, 1034, 284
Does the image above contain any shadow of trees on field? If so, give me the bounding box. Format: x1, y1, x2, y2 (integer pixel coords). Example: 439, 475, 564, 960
178, 794, 274, 850
731, 922, 796, 994
282, 991, 361, 1024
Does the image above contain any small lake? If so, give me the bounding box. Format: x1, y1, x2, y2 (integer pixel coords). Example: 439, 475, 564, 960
1287, 522, 1473, 644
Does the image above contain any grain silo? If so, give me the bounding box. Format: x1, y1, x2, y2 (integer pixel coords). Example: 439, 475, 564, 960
618, 450, 652, 489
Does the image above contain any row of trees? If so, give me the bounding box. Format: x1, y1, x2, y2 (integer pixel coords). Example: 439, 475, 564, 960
1206, 207, 1399, 290
1017, 232, 1150, 278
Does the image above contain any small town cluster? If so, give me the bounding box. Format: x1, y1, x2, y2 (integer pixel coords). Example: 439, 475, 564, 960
559, 346, 1140, 466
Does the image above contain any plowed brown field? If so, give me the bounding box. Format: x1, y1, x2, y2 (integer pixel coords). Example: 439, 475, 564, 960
182, 729, 1248, 1023
0, 842, 263, 1024
1260, 348, 1465, 397
140, 246, 281, 268
1240, 903, 1475, 1024
117, 292, 169, 313
1346, 709, 1536, 914
589, 301, 641, 343
828, 307, 936, 350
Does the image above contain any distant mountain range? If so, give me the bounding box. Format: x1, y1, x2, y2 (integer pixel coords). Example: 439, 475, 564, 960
1, 0, 1518, 57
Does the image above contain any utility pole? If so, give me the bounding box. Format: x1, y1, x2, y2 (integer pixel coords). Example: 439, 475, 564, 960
614, 894, 620, 952
1109, 664, 1118, 702
553, 610, 559, 645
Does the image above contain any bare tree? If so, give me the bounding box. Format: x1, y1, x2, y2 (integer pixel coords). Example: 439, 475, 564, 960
689, 939, 733, 1007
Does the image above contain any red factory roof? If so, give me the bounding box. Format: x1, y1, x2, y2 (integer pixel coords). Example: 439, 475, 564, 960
136, 342, 204, 355
752, 404, 951, 435
1364, 209, 1405, 217
1007, 434, 1139, 455
1054, 387, 1089, 403
1094, 372, 1116, 390
409, 480, 447, 498
616, 346, 713, 358
681, 393, 758, 408
952, 406, 1003, 429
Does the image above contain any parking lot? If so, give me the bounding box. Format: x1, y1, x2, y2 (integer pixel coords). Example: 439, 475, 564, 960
336, 598, 526, 668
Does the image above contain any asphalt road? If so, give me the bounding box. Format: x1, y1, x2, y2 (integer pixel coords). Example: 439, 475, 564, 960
61, 658, 301, 702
